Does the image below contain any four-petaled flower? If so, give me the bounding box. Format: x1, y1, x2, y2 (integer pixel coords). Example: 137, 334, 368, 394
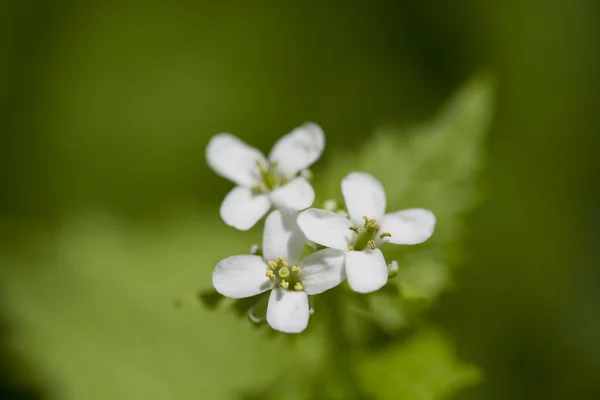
297, 172, 436, 294
212, 210, 345, 333
206, 123, 325, 230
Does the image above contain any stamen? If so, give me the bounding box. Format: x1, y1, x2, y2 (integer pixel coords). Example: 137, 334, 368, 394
251, 183, 264, 194
379, 232, 392, 239
279, 280, 289, 289
347, 246, 354, 251
276, 257, 288, 267
362, 216, 379, 232
278, 267, 290, 278
256, 160, 268, 174
268, 261, 277, 270
348, 226, 360, 234
291, 266, 301, 274
367, 240, 376, 250
294, 282, 304, 291
265, 270, 276, 281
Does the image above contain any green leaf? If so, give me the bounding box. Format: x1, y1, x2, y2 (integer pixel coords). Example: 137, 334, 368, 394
0, 213, 323, 399
357, 329, 481, 400
318, 72, 495, 301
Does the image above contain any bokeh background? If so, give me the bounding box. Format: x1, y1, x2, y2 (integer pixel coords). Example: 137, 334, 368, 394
1, 1, 598, 399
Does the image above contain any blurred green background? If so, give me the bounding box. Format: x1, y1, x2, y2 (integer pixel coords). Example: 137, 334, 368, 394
1, 1, 598, 399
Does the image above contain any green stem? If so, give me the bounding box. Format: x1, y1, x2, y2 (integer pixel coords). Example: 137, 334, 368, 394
324, 290, 363, 399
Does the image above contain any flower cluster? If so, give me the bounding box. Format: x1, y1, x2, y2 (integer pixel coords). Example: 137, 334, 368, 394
207, 123, 435, 333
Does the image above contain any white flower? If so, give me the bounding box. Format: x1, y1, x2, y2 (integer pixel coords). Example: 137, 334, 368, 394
297, 172, 436, 294
323, 199, 338, 211
212, 210, 345, 333
249, 244, 260, 255
206, 122, 325, 230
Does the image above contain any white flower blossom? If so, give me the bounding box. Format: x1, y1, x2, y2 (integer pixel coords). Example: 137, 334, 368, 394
249, 244, 260, 255
387, 260, 399, 277
297, 172, 436, 294
212, 210, 345, 333
206, 123, 325, 230
323, 199, 338, 211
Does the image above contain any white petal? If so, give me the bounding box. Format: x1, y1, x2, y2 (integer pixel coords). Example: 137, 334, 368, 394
296, 209, 354, 251
220, 187, 270, 230
299, 248, 346, 295
212, 255, 272, 298
380, 208, 436, 245
268, 122, 325, 177
345, 248, 389, 293
262, 210, 305, 263
266, 289, 309, 333
206, 133, 266, 187
341, 172, 387, 225
269, 177, 315, 211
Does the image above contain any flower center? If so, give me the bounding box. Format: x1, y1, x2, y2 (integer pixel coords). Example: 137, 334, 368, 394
253, 161, 289, 193
348, 216, 392, 251
265, 257, 304, 291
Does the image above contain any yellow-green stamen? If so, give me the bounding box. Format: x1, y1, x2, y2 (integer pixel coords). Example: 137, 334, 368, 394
255, 160, 288, 192
276, 257, 287, 267
351, 216, 386, 251
267, 257, 304, 292
278, 267, 290, 278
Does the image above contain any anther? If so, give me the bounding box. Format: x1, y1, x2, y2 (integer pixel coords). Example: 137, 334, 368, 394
379, 232, 392, 239
268, 261, 277, 270
256, 160, 268, 174
278, 267, 290, 278
348, 226, 360, 234
279, 280, 289, 289
265, 270, 276, 281
251, 184, 264, 194
347, 246, 354, 251
367, 240, 376, 250
276, 257, 288, 267
363, 216, 379, 232
294, 282, 304, 291
291, 266, 301, 274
